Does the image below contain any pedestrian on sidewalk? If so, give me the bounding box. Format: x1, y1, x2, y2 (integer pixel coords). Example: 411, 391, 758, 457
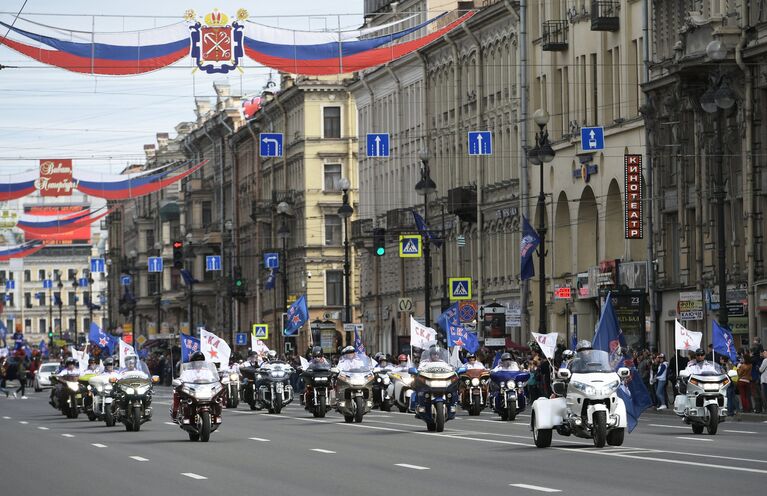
655, 353, 669, 410
759, 349, 767, 413
15, 358, 27, 399
737, 355, 753, 413
751, 347, 764, 413
0, 357, 13, 398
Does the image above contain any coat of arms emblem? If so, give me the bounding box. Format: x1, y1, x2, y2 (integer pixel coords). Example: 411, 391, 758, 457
187, 9, 246, 74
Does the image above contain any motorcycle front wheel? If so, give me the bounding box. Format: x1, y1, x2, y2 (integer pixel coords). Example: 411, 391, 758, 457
706, 404, 719, 435
592, 411, 607, 448
199, 412, 211, 442
505, 406, 516, 421
434, 403, 445, 432
316, 396, 327, 418
273, 399, 283, 415
354, 396, 365, 423
105, 406, 115, 427
131, 406, 142, 432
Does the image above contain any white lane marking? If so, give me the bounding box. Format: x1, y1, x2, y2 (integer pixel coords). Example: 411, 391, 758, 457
130, 456, 149, 462
509, 483, 562, 493
367, 415, 392, 418
181, 473, 207, 480
589, 450, 767, 475
19, 421, 28, 424
249, 437, 270, 442
675, 436, 713, 442
164, 422, 176, 425
61, 434, 75, 438
2, 416, 10, 419
91, 443, 108, 448
395, 463, 430, 470
649, 424, 689, 430
310, 448, 336, 454
37, 426, 49, 430
723, 429, 757, 434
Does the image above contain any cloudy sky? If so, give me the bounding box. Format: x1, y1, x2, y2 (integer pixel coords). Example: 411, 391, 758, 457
0, 0, 365, 175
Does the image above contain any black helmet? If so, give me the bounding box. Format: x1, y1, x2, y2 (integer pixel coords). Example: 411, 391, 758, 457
247, 350, 256, 357
65, 357, 78, 367
190, 351, 205, 362
103, 358, 114, 367
429, 346, 442, 357
501, 353, 513, 361
576, 340, 593, 352
311, 346, 323, 358
466, 353, 476, 359
341, 346, 355, 355
695, 348, 705, 356
88, 357, 96, 364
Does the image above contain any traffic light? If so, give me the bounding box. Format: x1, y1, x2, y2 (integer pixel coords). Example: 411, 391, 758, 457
232, 266, 246, 301
373, 228, 386, 256
172, 241, 184, 269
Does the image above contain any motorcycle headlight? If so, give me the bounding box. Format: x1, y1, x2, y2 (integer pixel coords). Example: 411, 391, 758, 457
471, 378, 480, 386
464, 379, 471, 386
135, 385, 150, 395
87, 385, 92, 391
181, 385, 192, 396
376, 377, 382, 383
229, 374, 239, 382
428, 380, 450, 388
66, 382, 79, 392
516, 381, 528, 388
602, 380, 619, 394
103, 385, 112, 393
123, 387, 135, 395
382, 376, 390, 385
315, 377, 328, 383
571, 381, 597, 396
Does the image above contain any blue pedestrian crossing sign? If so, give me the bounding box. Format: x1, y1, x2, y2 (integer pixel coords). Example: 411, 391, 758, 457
205, 255, 222, 272
120, 274, 132, 286
263, 252, 279, 270
148, 257, 163, 273
235, 333, 248, 346
90, 258, 105, 273
259, 133, 283, 157
252, 324, 269, 340
580, 126, 605, 151
43, 279, 52, 289
468, 131, 492, 156
449, 277, 472, 301
5, 280, 14, 290
399, 234, 422, 258
366, 133, 390, 157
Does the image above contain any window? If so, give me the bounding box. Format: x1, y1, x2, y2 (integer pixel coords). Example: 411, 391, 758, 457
68, 292, 76, 306
145, 230, 155, 251
54, 318, 61, 332
24, 270, 31, 282
0, 270, 5, 282
24, 292, 31, 308
68, 318, 75, 333
54, 291, 62, 305
53, 269, 61, 280
38, 270, 46, 281
38, 292, 46, 306
325, 215, 342, 246
326, 270, 343, 306
67, 269, 76, 280
202, 201, 213, 227
324, 164, 342, 191
39, 318, 47, 334
323, 106, 341, 138
24, 319, 31, 332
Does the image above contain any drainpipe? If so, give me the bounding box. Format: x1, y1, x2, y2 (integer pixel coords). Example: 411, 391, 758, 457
519, 0, 530, 337
418, 51, 430, 326
735, 8, 755, 342
273, 94, 290, 348
220, 114, 238, 343
443, 32, 462, 196
245, 120, 262, 323
462, 22, 485, 309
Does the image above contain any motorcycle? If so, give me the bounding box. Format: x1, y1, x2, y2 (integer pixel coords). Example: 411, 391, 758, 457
112, 361, 157, 432
219, 368, 241, 409
256, 361, 294, 414
240, 365, 260, 410
390, 369, 415, 413
489, 369, 530, 421
335, 356, 374, 423
458, 368, 491, 416
50, 373, 85, 419
302, 362, 335, 418
79, 372, 101, 422
410, 348, 462, 432
531, 349, 629, 448
371, 367, 394, 411
673, 367, 736, 435
88, 375, 116, 427
173, 360, 224, 442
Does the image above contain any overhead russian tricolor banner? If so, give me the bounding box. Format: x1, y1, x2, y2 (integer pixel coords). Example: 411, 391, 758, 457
0, 241, 44, 261
0, 9, 476, 76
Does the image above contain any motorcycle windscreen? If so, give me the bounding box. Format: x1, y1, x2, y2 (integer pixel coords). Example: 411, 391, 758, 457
179, 361, 220, 384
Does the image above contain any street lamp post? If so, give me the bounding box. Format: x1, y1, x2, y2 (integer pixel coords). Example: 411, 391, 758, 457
47, 272, 53, 344
87, 270, 94, 334
337, 177, 353, 345
277, 201, 291, 355
224, 221, 233, 344
154, 242, 162, 337
128, 249, 137, 346
56, 276, 63, 340
416, 149, 437, 328
526, 109, 556, 333
700, 39, 735, 330
72, 274, 80, 345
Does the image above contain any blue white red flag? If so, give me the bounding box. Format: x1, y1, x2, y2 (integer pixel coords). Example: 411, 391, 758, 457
520, 216, 540, 281
88, 322, 116, 356
180, 333, 200, 363
712, 320, 738, 363
284, 295, 309, 336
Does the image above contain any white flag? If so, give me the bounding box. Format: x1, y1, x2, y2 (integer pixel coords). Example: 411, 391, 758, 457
531, 332, 559, 360
251, 335, 270, 356
299, 356, 310, 369
674, 320, 702, 351
449, 345, 463, 368
117, 339, 135, 368
200, 328, 231, 366
410, 316, 437, 350
70, 346, 88, 372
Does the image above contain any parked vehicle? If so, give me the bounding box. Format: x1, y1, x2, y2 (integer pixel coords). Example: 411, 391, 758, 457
673, 367, 736, 435
34, 362, 60, 392
489, 369, 530, 421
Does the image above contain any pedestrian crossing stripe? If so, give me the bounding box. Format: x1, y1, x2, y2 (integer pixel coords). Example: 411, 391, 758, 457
399, 234, 422, 258
449, 277, 472, 300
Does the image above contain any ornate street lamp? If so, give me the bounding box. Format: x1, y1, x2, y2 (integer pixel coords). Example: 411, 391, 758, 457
337, 177, 353, 344
415, 149, 437, 327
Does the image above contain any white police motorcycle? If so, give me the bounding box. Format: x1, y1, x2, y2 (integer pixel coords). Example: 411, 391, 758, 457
531, 350, 629, 448
673, 366, 736, 435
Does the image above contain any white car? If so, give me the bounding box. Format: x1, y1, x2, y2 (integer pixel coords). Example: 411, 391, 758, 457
34, 362, 60, 392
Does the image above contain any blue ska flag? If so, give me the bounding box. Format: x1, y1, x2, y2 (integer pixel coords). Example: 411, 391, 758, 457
520, 215, 540, 281
412, 210, 442, 248
439, 303, 479, 353
712, 320, 738, 363
0, 320, 6, 347
353, 326, 365, 355
39, 339, 49, 358
284, 295, 309, 336
88, 322, 117, 356
592, 292, 652, 432
570, 325, 578, 351
180, 268, 199, 287
265, 270, 276, 290
181, 333, 201, 363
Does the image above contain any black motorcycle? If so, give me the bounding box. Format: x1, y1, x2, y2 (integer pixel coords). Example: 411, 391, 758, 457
302, 362, 335, 418
256, 362, 294, 414
112, 361, 156, 431
173, 361, 224, 442
240, 365, 261, 410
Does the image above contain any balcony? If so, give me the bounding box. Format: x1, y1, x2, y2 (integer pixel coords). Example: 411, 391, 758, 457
351, 218, 373, 248
591, 1, 620, 32
386, 208, 413, 231
541, 20, 569, 51
448, 187, 477, 224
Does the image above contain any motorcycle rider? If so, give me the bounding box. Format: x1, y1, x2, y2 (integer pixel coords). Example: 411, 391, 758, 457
420, 345, 447, 366
492, 353, 520, 372
100, 358, 119, 379
465, 353, 486, 370
377, 354, 393, 371
337, 346, 366, 371
84, 357, 102, 374
57, 357, 80, 377
392, 354, 410, 372
685, 348, 721, 374
244, 351, 260, 368
171, 351, 218, 421
119, 355, 148, 378
308, 346, 329, 367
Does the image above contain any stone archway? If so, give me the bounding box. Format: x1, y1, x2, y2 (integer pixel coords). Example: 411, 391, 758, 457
604, 179, 623, 260
576, 186, 599, 270
554, 191, 572, 278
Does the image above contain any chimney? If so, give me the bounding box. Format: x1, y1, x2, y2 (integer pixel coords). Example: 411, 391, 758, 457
156, 133, 169, 149
144, 144, 156, 160
195, 98, 212, 120
214, 82, 231, 110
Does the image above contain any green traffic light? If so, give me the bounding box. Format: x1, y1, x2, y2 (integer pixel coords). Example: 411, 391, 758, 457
235, 280, 243, 287
376, 247, 385, 256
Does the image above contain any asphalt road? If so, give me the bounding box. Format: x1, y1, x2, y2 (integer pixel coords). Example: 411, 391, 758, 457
1, 387, 765, 495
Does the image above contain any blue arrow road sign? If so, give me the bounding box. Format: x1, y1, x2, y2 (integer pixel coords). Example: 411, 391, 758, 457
78, 277, 89, 287
235, 333, 248, 346
205, 255, 222, 272
90, 258, 105, 273
5, 280, 14, 290
147, 257, 163, 273
120, 275, 132, 286
263, 252, 279, 270
259, 133, 283, 157
580, 126, 605, 151
366, 133, 390, 157
468, 131, 492, 156
43, 279, 52, 289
